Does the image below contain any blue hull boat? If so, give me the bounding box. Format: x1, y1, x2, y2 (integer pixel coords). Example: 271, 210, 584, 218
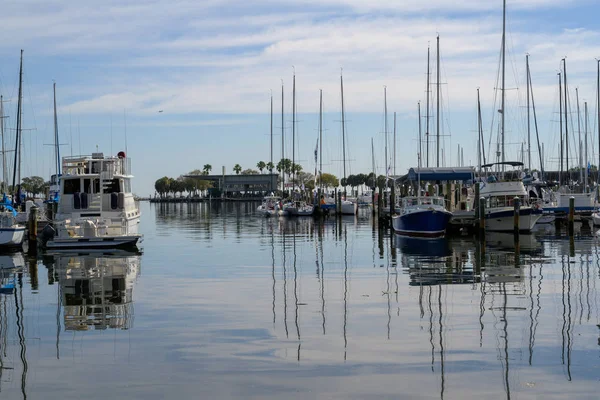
392, 207, 452, 238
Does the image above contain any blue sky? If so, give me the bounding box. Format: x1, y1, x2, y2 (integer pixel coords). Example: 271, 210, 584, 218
0, 0, 599, 195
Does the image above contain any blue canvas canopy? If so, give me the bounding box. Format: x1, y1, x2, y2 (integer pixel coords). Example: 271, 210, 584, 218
401, 167, 476, 182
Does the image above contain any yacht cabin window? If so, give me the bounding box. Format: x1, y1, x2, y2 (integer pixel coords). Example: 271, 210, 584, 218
105, 178, 121, 193
63, 178, 81, 194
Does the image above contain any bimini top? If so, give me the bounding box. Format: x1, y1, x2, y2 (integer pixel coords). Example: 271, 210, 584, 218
482, 161, 524, 169
401, 166, 476, 183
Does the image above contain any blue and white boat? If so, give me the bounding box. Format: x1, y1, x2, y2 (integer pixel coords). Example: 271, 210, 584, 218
392, 196, 452, 237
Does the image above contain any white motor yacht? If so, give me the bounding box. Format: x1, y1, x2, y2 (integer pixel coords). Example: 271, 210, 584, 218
42, 152, 142, 249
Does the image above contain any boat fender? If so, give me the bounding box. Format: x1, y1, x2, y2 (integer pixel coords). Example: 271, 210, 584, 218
39, 224, 56, 246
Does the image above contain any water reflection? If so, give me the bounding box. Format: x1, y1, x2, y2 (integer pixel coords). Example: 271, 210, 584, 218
46, 251, 141, 331
0, 252, 27, 398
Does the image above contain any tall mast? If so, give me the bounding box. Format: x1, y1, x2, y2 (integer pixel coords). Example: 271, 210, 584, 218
270, 92, 273, 171
418, 102, 422, 169
576, 87, 582, 184
371, 138, 375, 189
526, 54, 531, 172
319, 89, 323, 191
281, 81, 285, 192
341, 72, 347, 193
292, 70, 296, 192
0, 96, 6, 192
53, 82, 61, 177
12, 49, 23, 205
501, 0, 506, 171
384, 86, 388, 177
393, 112, 396, 176
563, 58, 569, 183
559, 72, 563, 187
597, 59, 600, 189
584, 101, 588, 192
528, 57, 544, 180
477, 88, 485, 175
436, 34, 441, 168
426, 45, 430, 168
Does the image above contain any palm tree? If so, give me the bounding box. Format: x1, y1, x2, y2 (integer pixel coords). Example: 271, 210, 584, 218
203, 164, 212, 175
257, 161, 266, 174
233, 164, 242, 175
266, 161, 274, 173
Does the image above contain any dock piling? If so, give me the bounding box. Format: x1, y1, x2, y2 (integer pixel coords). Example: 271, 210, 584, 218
513, 196, 520, 236
478, 196, 485, 236
474, 183, 480, 219
28, 205, 38, 250
568, 196, 575, 235
390, 184, 395, 214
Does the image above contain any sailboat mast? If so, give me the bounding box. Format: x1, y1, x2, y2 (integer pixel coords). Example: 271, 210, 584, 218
584, 101, 588, 191
12, 49, 23, 205
563, 58, 569, 183
526, 54, 531, 172
292, 71, 296, 192
270, 92, 273, 171
597, 59, 600, 189
341, 72, 347, 191
393, 112, 396, 176
559, 72, 563, 187
53, 82, 61, 177
501, 0, 506, 171
426, 45, 430, 168
477, 88, 486, 174
384, 86, 388, 177
576, 87, 582, 184
436, 34, 441, 168
418, 102, 422, 169
371, 137, 375, 189
281, 82, 285, 192
0, 96, 6, 192
319, 89, 323, 191
528, 58, 544, 180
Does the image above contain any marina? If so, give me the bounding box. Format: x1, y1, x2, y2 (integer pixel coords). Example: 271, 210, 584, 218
0, 202, 599, 399
1, 0, 600, 398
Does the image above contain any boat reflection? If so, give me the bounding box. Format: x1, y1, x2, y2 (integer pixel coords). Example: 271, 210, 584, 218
48, 251, 141, 331
392, 235, 451, 258
485, 232, 542, 254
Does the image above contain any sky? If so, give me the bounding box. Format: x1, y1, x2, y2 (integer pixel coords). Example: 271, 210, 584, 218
0, 0, 599, 195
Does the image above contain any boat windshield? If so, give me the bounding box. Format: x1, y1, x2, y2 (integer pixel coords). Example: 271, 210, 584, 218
487, 195, 529, 208
403, 197, 445, 207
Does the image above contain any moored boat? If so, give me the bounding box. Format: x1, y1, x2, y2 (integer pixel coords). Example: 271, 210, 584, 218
41, 151, 142, 249
392, 196, 452, 237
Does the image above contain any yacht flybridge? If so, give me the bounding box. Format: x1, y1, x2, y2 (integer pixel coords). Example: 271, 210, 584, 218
42, 151, 142, 249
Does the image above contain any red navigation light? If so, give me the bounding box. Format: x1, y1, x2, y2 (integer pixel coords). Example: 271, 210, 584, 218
117, 151, 126, 158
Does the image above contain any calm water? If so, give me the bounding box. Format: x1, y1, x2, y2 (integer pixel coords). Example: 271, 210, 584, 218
0, 201, 599, 399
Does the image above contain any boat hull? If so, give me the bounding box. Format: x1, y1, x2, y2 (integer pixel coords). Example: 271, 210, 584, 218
484, 207, 542, 232
45, 235, 141, 249
392, 209, 452, 238
0, 227, 25, 248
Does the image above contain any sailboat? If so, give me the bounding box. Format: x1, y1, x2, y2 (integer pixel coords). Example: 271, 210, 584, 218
338, 72, 357, 215
477, 1, 542, 232
281, 71, 313, 217
591, 60, 600, 225
0, 50, 26, 247
391, 115, 452, 237
552, 59, 595, 217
